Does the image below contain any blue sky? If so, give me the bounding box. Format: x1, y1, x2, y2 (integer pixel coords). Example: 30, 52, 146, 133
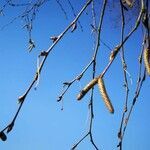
0, 0, 150, 150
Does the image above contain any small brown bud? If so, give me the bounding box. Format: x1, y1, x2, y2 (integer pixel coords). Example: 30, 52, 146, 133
7, 122, 14, 133
28, 39, 35, 52
50, 36, 58, 42
40, 51, 48, 56
18, 94, 26, 103
0, 132, 7, 141
109, 46, 120, 61
71, 22, 77, 32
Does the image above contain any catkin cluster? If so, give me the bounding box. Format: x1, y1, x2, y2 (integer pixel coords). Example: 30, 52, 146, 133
77, 76, 114, 114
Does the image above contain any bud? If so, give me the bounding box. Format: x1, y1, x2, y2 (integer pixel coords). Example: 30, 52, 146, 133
50, 36, 58, 42
0, 131, 7, 141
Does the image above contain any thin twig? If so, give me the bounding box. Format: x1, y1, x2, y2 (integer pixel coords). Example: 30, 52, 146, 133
58, 0, 107, 102
121, 69, 146, 144
88, 60, 99, 150
67, 0, 83, 31
55, 0, 68, 19
101, 0, 145, 78
117, 1, 130, 149
71, 0, 108, 149
0, 0, 93, 138
117, 38, 146, 149
76, 0, 144, 104
1, 0, 48, 30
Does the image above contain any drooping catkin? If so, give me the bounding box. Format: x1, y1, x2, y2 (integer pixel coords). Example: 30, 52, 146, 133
143, 48, 150, 75
77, 77, 98, 100
98, 77, 114, 114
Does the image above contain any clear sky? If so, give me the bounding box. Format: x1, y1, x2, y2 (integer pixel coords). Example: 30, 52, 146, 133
0, 0, 150, 150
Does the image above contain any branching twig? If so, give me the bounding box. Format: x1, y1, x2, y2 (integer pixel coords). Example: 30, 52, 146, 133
117, 1, 130, 149
117, 0, 148, 149
118, 67, 146, 149
58, 0, 107, 102
1, 0, 48, 30
0, 1, 149, 149
0, 0, 93, 140
1, 0, 49, 52
100, 0, 145, 78
117, 31, 146, 148
71, 0, 108, 149
76, 0, 144, 106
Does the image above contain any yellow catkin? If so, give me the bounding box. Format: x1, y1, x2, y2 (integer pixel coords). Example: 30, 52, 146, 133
144, 48, 150, 75
98, 77, 114, 114
77, 77, 98, 100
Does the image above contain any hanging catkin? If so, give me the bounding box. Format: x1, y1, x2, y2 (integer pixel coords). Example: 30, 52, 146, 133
143, 48, 150, 75
77, 77, 98, 100
98, 77, 114, 114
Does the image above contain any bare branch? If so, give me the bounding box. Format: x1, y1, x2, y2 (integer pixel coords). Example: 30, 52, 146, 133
0, 0, 93, 140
